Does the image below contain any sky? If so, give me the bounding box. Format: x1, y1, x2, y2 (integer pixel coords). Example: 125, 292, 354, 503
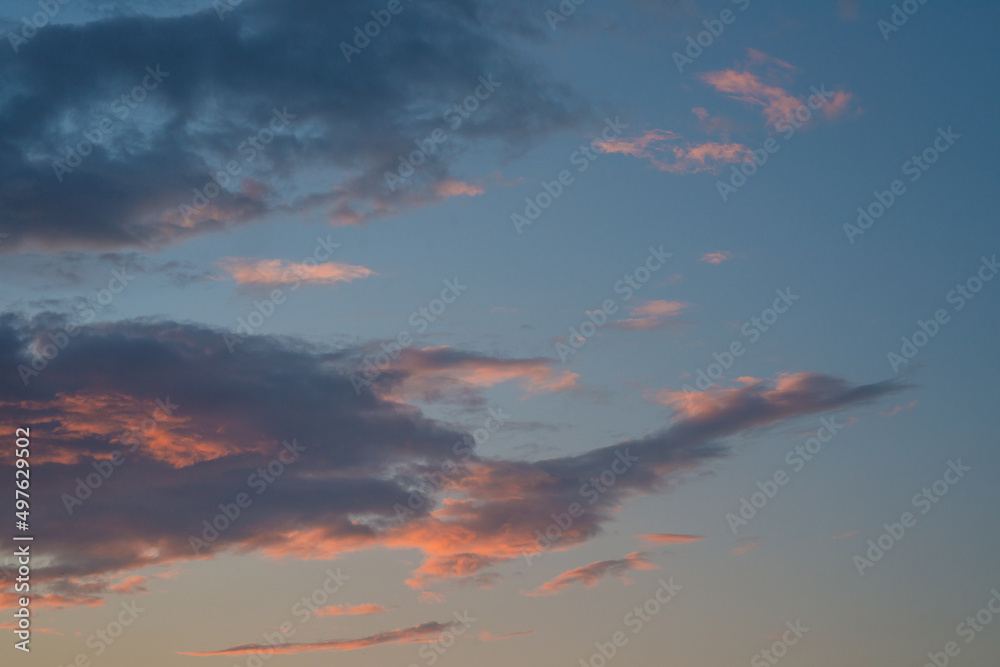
0, 0, 998, 665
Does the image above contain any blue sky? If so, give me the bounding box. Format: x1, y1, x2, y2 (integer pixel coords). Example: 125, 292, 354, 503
0, 1, 998, 665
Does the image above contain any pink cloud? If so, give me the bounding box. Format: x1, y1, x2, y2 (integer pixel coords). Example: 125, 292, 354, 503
699, 69, 803, 130
691, 107, 738, 138
317, 603, 395, 616
646, 372, 875, 424
597, 129, 752, 174
434, 180, 484, 199
745, 48, 795, 71
109, 576, 148, 594
218, 258, 376, 287
879, 400, 918, 417
822, 90, 854, 120
377, 346, 579, 403
180, 621, 457, 656
636, 533, 705, 545
700, 50, 855, 130
700, 251, 734, 264
732, 538, 762, 556
614, 300, 688, 331
524, 552, 659, 596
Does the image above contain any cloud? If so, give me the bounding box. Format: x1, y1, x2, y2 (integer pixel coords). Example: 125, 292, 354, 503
646, 373, 899, 424
691, 107, 738, 138
879, 400, 918, 417
180, 621, 455, 656
0, 315, 905, 608
821, 90, 855, 120
373, 346, 580, 404
597, 129, 752, 174
699, 251, 734, 265
699, 70, 803, 130
434, 180, 485, 199
108, 576, 148, 594
635, 533, 704, 545
831, 530, 860, 540
613, 300, 689, 331
732, 538, 762, 556
316, 603, 395, 616
0, 621, 59, 634
0, 1, 589, 252
217, 258, 376, 287
700, 50, 854, 130
525, 552, 659, 596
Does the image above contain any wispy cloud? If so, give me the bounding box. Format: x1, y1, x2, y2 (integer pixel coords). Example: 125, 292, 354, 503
879, 400, 918, 417
700, 251, 734, 265
218, 258, 376, 287
732, 538, 762, 556
525, 552, 659, 596
377, 346, 580, 403
614, 300, 689, 331
434, 180, 485, 198
636, 533, 704, 545
598, 129, 752, 174
700, 49, 855, 129
316, 603, 396, 616
831, 530, 860, 540
108, 576, 148, 595
180, 621, 455, 656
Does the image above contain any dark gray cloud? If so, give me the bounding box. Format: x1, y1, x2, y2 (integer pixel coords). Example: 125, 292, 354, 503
0, 0, 588, 252
0, 315, 905, 604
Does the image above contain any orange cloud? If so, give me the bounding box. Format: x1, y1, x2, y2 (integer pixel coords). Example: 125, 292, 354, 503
109, 576, 148, 594
0, 392, 253, 468
218, 258, 375, 287
614, 300, 688, 331
732, 538, 762, 556
525, 552, 659, 596
597, 129, 752, 174
0, 590, 105, 611
0, 621, 59, 634
3, 317, 906, 610
647, 373, 862, 422
831, 530, 860, 540
636, 533, 704, 545
316, 603, 394, 616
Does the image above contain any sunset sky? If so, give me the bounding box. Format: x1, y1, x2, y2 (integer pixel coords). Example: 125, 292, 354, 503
1, 1, 999, 666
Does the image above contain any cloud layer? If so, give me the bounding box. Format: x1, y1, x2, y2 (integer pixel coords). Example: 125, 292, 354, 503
0, 314, 905, 612
0, 0, 586, 252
